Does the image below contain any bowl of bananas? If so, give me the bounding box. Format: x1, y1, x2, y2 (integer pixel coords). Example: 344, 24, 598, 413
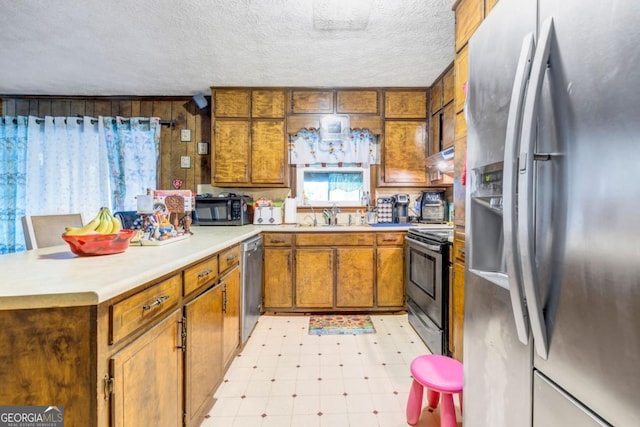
62, 207, 136, 256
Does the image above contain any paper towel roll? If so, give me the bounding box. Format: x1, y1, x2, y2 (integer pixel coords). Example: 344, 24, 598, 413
284, 197, 297, 223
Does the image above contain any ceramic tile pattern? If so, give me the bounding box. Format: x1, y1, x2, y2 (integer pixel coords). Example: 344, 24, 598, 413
203, 314, 462, 427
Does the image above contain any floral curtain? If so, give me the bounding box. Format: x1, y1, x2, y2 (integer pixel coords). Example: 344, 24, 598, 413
0, 117, 28, 254
289, 128, 379, 166
101, 117, 160, 212
0, 115, 160, 254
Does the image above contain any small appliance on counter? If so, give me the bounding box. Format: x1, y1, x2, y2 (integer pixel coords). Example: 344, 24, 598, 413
418, 190, 447, 223
393, 193, 410, 223
253, 206, 283, 225
194, 194, 252, 225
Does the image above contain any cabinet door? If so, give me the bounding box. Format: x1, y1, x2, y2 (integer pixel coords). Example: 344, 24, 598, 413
263, 247, 294, 309
337, 90, 379, 114
376, 246, 405, 307
291, 90, 334, 114
454, 45, 469, 113
336, 247, 374, 308
184, 285, 223, 427
430, 80, 443, 115
443, 66, 455, 106
110, 310, 183, 427
295, 249, 334, 308
442, 102, 455, 149
383, 121, 428, 185
431, 112, 442, 155
221, 266, 241, 367
252, 89, 285, 118
213, 89, 250, 118
251, 120, 286, 185
452, 262, 465, 361
454, 0, 483, 53
213, 120, 250, 184
384, 90, 427, 119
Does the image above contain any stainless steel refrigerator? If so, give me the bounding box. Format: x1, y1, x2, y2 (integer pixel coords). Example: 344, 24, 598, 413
465, 0, 640, 425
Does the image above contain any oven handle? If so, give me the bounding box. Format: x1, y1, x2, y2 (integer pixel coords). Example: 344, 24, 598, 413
406, 238, 441, 253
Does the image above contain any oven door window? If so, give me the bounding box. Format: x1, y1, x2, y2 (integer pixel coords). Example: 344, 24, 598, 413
406, 243, 444, 328
409, 247, 437, 298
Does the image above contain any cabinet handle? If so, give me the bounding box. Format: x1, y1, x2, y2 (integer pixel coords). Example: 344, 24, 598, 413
222, 285, 228, 313
270, 239, 285, 244
382, 238, 398, 242
226, 254, 237, 262
142, 295, 170, 311
198, 269, 213, 279
287, 253, 291, 271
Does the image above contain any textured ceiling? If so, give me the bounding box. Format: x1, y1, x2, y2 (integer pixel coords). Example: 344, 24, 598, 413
0, 0, 456, 96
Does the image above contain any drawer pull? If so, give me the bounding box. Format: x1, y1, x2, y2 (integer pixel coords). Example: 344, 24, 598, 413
226, 254, 237, 262
270, 239, 285, 243
382, 238, 398, 242
142, 295, 170, 311
198, 269, 213, 279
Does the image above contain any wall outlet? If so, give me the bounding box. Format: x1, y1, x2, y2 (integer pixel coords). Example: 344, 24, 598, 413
197, 142, 209, 155
180, 156, 191, 168
180, 129, 191, 142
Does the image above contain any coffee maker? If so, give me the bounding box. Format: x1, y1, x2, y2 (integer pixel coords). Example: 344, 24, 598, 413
393, 193, 410, 223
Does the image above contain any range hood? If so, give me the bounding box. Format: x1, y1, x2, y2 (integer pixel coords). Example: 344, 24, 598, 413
426, 146, 454, 174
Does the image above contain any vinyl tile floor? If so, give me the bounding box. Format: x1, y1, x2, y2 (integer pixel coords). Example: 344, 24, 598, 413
202, 313, 462, 427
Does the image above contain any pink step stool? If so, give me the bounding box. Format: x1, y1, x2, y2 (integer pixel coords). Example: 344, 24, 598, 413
406, 354, 463, 427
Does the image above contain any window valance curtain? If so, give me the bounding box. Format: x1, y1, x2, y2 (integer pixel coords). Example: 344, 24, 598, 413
289, 128, 380, 166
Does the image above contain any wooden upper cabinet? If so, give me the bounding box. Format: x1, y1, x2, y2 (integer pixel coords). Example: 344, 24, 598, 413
213, 89, 250, 118
291, 90, 334, 114
455, 0, 484, 53
337, 90, 379, 114
454, 109, 467, 141
252, 89, 285, 118
251, 120, 286, 184
454, 45, 469, 113
383, 121, 428, 185
430, 80, 443, 115
443, 67, 455, 106
384, 90, 427, 119
213, 120, 250, 184
442, 102, 455, 149
431, 112, 441, 155
485, 0, 499, 16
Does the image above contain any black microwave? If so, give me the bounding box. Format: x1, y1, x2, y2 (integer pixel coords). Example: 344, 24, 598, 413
194, 195, 252, 226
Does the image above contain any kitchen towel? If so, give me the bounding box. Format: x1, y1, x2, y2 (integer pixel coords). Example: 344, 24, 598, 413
284, 197, 297, 223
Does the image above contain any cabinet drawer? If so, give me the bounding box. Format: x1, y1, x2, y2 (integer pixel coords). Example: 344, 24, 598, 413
219, 244, 240, 274
184, 256, 218, 297
263, 233, 293, 246
376, 232, 405, 246
110, 274, 181, 344
296, 233, 374, 247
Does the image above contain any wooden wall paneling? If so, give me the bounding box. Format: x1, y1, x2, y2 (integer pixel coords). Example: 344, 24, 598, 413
153, 101, 173, 190
38, 100, 51, 117
131, 100, 142, 117
69, 100, 85, 117
50, 100, 69, 116
194, 108, 211, 190
139, 100, 154, 117
29, 99, 39, 116
169, 100, 189, 192
15, 99, 30, 116
94, 100, 111, 116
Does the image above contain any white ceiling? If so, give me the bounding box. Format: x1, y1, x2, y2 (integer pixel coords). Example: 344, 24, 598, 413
0, 0, 456, 96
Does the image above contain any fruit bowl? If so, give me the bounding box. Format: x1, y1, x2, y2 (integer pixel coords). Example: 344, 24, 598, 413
62, 229, 136, 256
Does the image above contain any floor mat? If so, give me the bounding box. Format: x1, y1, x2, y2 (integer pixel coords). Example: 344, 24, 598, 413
308, 314, 376, 335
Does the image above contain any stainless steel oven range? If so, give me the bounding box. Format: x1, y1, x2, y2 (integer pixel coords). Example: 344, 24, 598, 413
405, 227, 453, 355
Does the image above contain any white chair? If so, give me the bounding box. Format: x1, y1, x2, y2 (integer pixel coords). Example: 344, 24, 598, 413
22, 214, 83, 250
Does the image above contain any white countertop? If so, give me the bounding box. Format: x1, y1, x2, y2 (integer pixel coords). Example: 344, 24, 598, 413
0, 226, 260, 310
0, 223, 452, 310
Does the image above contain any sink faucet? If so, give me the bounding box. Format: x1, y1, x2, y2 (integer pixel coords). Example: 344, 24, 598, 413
348, 214, 353, 226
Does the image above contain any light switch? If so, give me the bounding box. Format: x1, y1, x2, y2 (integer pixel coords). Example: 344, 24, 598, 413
180, 156, 191, 168
180, 129, 191, 142
197, 142, 209, 155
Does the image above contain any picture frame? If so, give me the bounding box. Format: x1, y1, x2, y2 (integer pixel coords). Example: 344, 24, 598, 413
320, 115, 350, 140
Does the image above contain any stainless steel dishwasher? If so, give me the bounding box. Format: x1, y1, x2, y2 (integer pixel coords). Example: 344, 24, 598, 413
240, 234, 263, 345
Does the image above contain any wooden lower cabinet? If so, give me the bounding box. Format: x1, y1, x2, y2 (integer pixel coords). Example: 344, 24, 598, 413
184, 285, 224, 427
221, 266, 241, 367
295, 248, 334, 308
376, 246, 405, 307
263, 247, 294, 309
336, 247, 374, 307
452, 262, 465, 361
110, 310, 183, 427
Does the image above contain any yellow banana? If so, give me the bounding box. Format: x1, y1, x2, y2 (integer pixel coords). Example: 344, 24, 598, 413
65, 212, 102, 235
95, 209, 113, 234
110, 216, 122, 233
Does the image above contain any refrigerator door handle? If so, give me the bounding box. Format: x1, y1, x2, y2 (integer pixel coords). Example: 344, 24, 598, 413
518, 17, 555, 360
503, 32, 535, 346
